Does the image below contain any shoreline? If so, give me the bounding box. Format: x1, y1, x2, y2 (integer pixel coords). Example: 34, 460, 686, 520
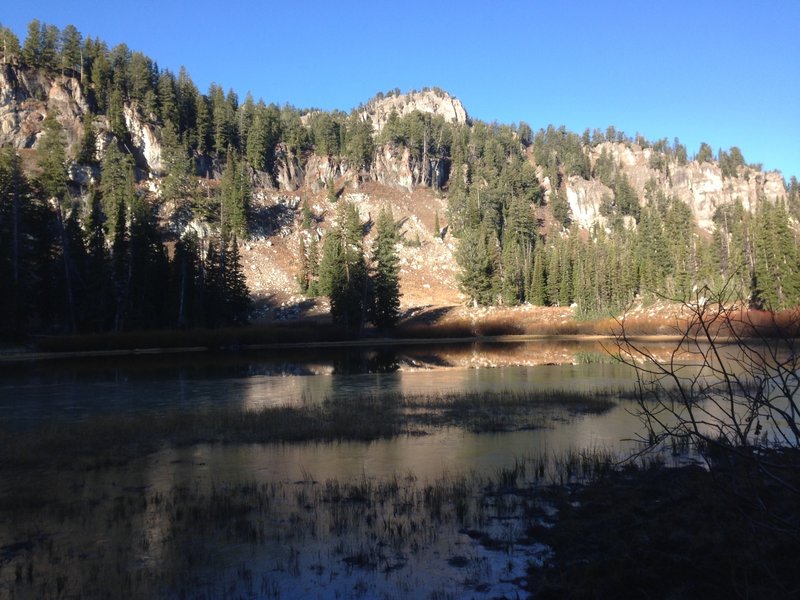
0, 332, 737, 364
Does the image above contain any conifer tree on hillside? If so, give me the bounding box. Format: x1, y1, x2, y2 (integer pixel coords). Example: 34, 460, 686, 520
100, 144, 136, 235
77, 115, 98, 165
344, 115, 375, 177
83, 188, 112, 331
457, 223, 495, 306
160, 120, 197, 214
0, 148, 33, 332
219, 151, 251, 240
38, 111, 81, 332
319, 201, 368, 329
121, 196, 169, 330
21, 20, 43, 67
372, 207, 401, 329
224, 237, 251, 325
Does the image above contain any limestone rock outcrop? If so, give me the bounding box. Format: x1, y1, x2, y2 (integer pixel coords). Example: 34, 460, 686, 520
0, 63, 164, 175
559, 142, 787, 233
363, 89, 469, 132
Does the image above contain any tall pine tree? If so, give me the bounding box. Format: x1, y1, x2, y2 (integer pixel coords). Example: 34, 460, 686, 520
372, 207, 401, 328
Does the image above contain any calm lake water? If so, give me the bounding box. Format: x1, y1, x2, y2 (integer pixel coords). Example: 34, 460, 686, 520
3, 338, 793, 598
0, 341, 660, 599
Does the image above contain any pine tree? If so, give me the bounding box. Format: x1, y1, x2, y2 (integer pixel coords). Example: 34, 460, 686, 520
82, 188, 111, 331
124, 196, 168, 330
297, 236, 311, 294
160, 120, 197, 212
60, 24, 82, 74
457, 223, 494, 306
40, 24, 60, 70
157, 70, 179, 126
108, 87, 131, 148
77, 115, 98, 165
306, 236, 320, 296
22, 20, 43, 66
38, 111, 80, 331
529, 241, 547, 305
38, 112, 68, 205
195, 90, 211, 155
224, 237, 251, 325
317, 227, 342, 297
372, 207, 401, 328
0, 26, 21, 62
110, 197, 128, 331
0, 148, 32, 331
550, 189, 571, 228
326, 177, 338, 203
100, 144, 135, 235
546, 241, 561, 306
169, 233, 201, 328
319, 201, 368, 329
344, 114, 374, 177
89, 46, 111, 112
202, 239, 224, 327
219, 151, 250, 240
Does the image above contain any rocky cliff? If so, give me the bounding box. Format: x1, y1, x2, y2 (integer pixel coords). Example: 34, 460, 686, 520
0, 62, 793, 311
0, 62, 161, 178
0, 63, 88, 151
363, 88, 469, 132
560, 142, 787, 232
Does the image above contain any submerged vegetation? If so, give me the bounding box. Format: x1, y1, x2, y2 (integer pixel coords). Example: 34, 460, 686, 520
1, 340, 798, 597
0, 385, 619, 598
0, 389, 617, 469
0, 446, 617, 599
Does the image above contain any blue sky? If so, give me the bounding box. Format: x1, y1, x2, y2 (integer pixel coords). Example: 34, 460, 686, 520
3, 1, 798, 179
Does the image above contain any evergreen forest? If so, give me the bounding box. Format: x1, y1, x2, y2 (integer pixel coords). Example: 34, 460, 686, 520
0, 19, 799, 339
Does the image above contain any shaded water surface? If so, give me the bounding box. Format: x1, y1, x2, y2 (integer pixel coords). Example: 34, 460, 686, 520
1, 341, 648, 599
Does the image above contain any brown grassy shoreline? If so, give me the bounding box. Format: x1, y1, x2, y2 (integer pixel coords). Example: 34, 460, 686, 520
1, 302, 797, 362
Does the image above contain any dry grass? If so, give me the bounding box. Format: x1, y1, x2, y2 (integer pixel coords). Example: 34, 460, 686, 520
19, 304, 800, 357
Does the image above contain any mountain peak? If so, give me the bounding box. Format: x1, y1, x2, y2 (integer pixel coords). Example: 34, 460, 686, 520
363, 88, 469, 132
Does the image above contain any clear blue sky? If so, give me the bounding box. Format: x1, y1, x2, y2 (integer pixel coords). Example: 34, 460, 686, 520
3, 1, 798, 179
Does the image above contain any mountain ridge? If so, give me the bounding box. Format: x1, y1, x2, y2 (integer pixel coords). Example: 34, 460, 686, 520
1, 56, 798, 325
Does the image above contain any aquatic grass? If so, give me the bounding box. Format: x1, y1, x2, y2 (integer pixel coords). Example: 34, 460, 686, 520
0, 389, 620, 469
400, 389, 617, 432
0, 447, 634, 599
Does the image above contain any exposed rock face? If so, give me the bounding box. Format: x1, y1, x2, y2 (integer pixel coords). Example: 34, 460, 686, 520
371, 145, 415, 191
0, 63, 164, 174
123, 105, 162, 174
298, 153, 341, 191
0, 63, 88, 150
0, 63, 789, 240
363, 89, 469, 132
560, 142, 788, 233
274, 143, 448, 193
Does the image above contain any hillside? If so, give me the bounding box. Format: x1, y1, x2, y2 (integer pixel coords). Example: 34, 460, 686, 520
1, 27, 798, 336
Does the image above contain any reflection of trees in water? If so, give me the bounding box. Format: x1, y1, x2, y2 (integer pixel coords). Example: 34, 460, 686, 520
332, 348, 400, 375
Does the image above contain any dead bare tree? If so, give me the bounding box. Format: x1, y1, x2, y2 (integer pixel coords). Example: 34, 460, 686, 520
611, 282, 800, 533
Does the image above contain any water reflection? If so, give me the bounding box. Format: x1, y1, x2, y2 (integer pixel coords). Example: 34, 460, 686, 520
0, 340, 689, 599
1, 341, 641, 428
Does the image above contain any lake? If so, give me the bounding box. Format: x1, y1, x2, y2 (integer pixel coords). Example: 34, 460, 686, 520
0, 340, 679, 599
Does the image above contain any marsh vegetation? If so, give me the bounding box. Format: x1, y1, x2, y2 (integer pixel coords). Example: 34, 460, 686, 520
0, 380, 621, 599
2, 334, 797, 598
